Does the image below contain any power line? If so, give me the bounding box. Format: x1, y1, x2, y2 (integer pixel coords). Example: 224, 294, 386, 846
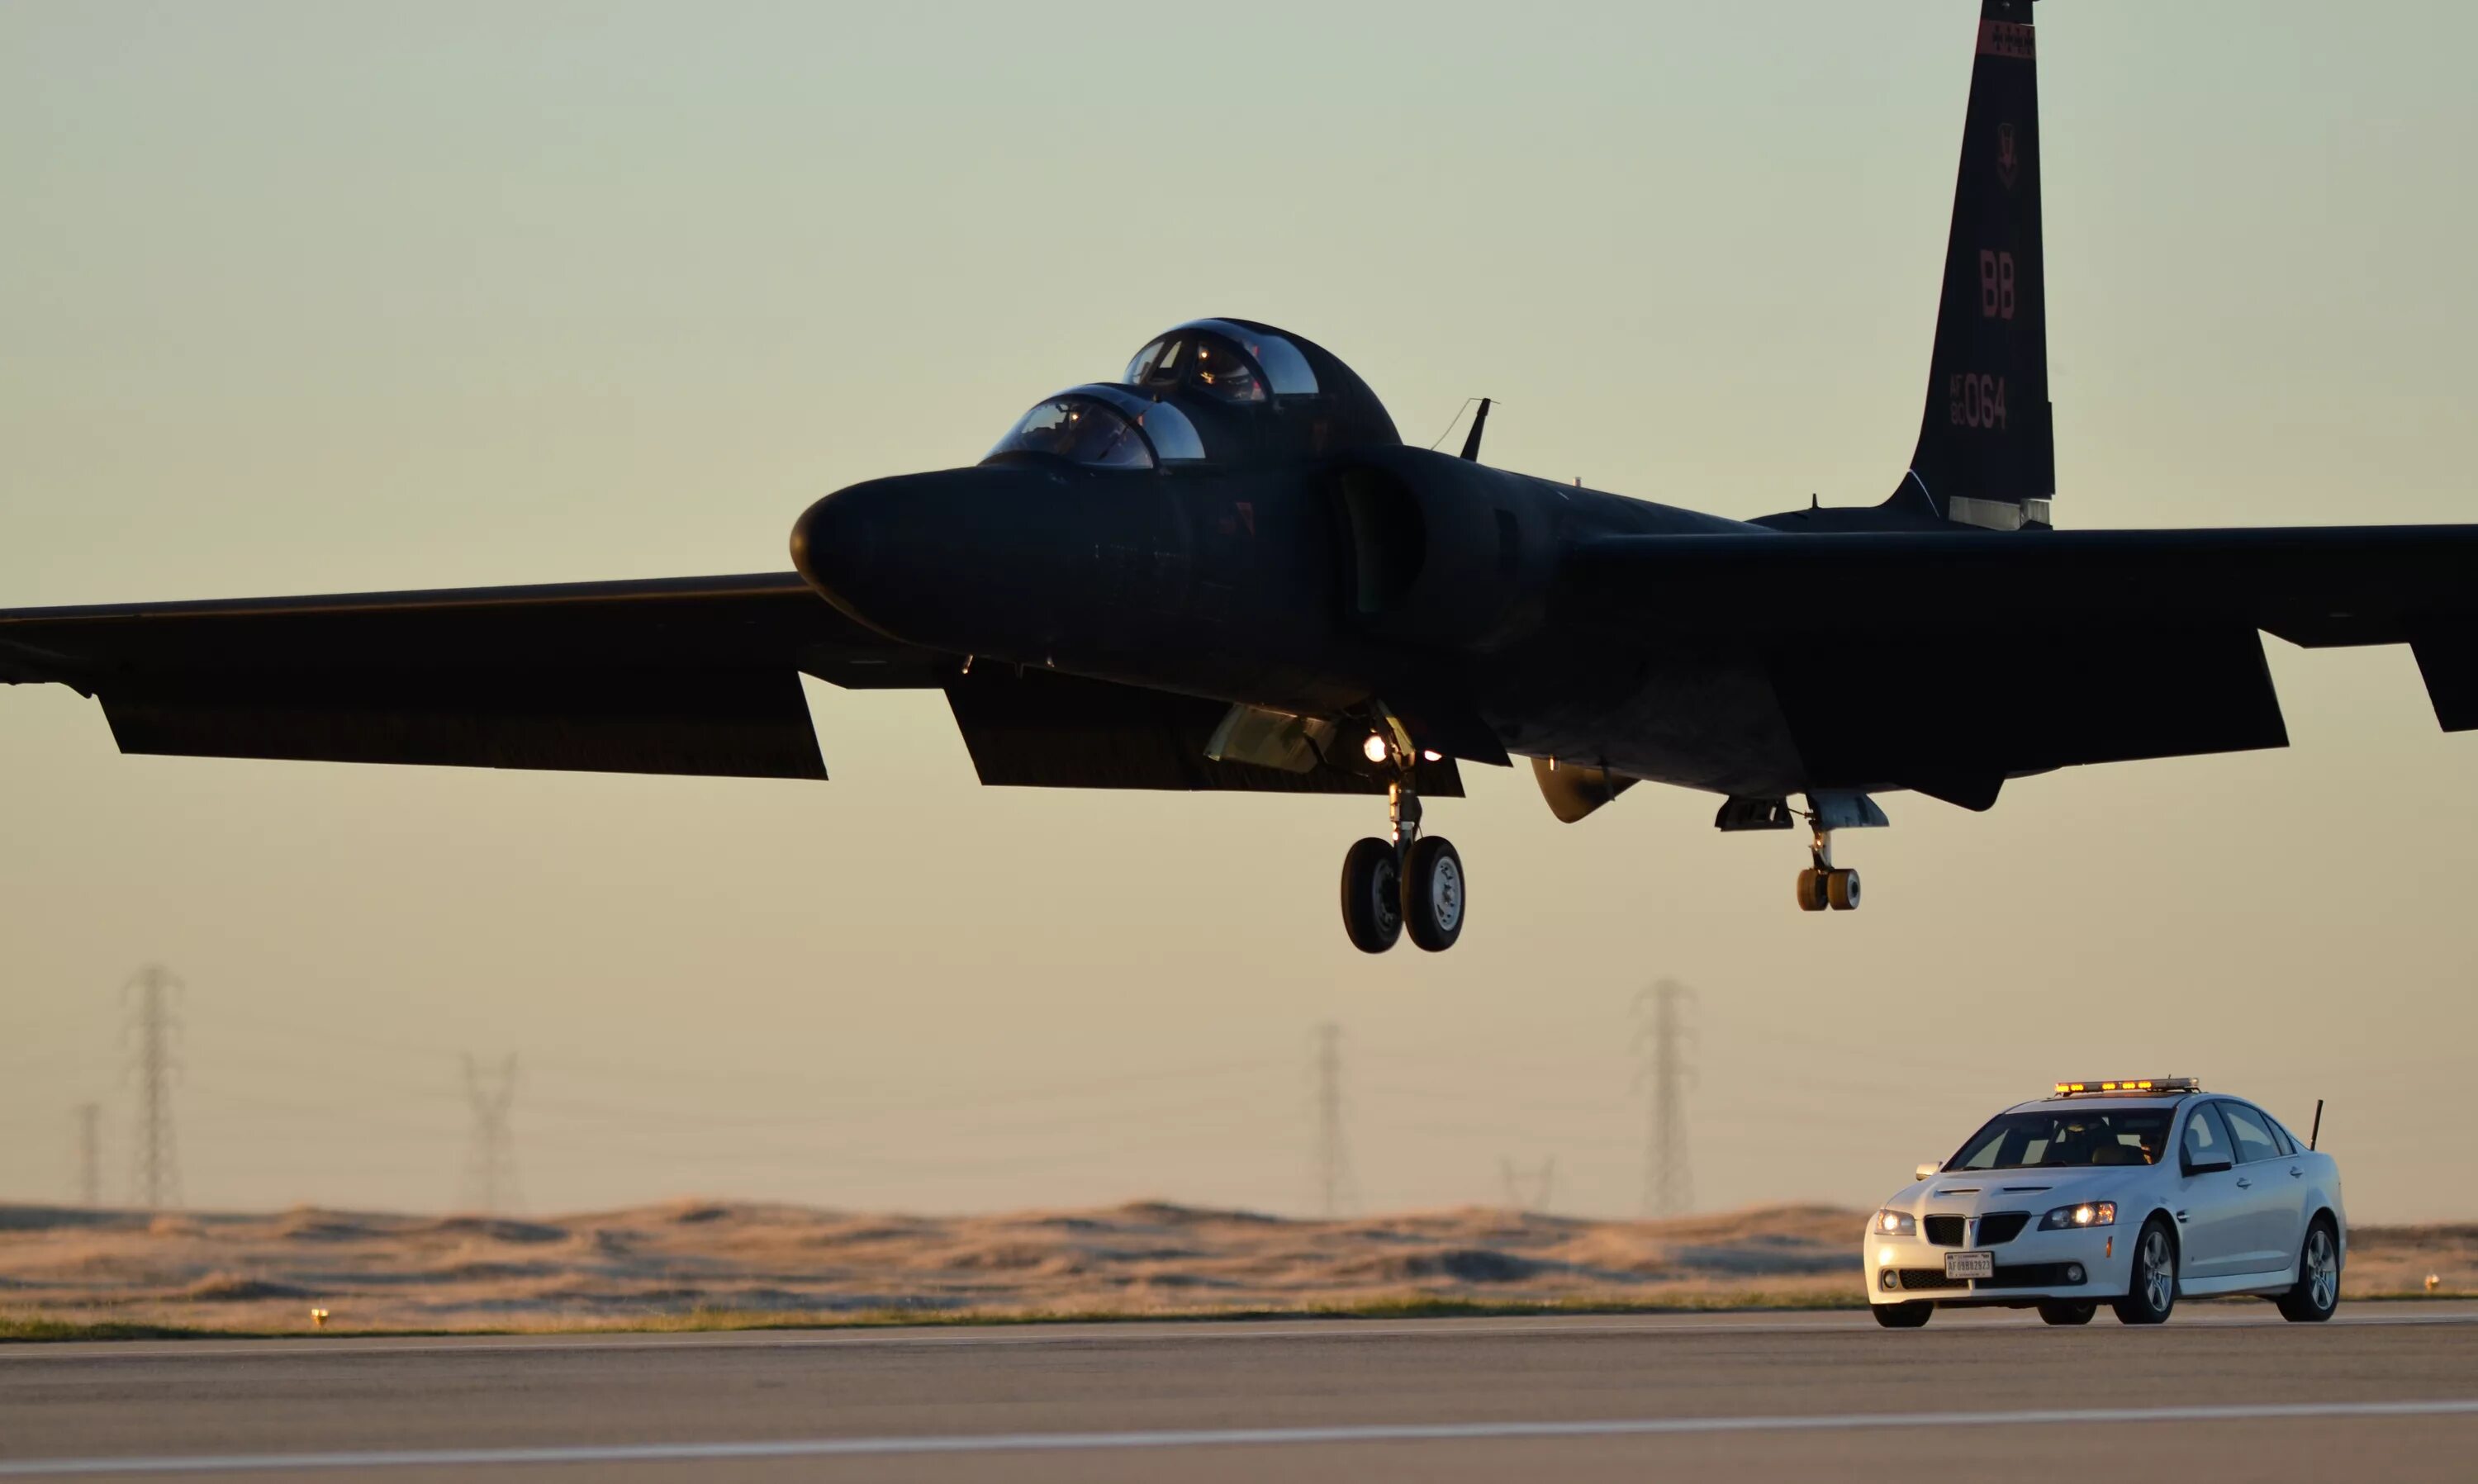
460, 1053, 521, 1214
123, 965, 183, 1209
1634, 979, 1697, 1218
1312, 1022, 1355, 1218
74, 1102, 101, 1207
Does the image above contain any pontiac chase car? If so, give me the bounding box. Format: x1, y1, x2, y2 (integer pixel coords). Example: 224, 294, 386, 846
1866, 1079, 2343, 1328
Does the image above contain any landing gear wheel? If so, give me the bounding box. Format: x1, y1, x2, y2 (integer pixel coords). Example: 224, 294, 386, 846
1795, 869, 1829, 913
1340, 837, 1403, 954
1870, 1301, 1933, 1329
2111, 1218, 2178, 1325
1401, 836, 1465, 953
1825, 867, 1861, 911
2037, 1301, 2097, 1326
2276, 1219, 2340, 1323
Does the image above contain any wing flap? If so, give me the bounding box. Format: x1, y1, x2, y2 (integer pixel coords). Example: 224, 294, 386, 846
98, 666, 828, 779
946, 667, 1463, 796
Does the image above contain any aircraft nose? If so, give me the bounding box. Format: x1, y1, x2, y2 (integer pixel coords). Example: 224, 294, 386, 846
790, 464, 1060, 645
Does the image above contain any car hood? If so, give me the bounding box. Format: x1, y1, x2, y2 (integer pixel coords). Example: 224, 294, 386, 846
1893, 1165, 2152, 1216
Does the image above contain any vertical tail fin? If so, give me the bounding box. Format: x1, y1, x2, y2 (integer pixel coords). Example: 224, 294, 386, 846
1896, 0, 2054, 531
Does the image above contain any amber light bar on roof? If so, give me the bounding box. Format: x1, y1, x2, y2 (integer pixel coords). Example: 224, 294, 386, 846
2053, 1077, 2200, 1097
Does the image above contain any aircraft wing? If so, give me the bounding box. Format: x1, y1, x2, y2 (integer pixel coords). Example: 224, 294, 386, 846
0, 573, 945, 780
0, 572, 1461, 794
1562, 527, 2478, 732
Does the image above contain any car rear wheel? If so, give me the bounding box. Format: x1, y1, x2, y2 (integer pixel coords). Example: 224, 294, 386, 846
2276, 1219, 2340, 1323
2037, 1301, 2097, 1325
2111, 1218, 2177, 1325
1870, 1301, 1933, 1329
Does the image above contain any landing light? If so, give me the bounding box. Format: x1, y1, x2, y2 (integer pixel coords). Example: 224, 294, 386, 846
1363, 734, 1389, 764
1422, 749, 1442, 762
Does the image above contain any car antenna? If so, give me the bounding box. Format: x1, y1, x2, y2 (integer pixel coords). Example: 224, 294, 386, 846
2309, 1098, 2324, 1150
1457, 397, 1493, 462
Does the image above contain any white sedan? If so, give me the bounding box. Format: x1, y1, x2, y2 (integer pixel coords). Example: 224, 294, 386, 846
1865, 1079, 2344, 1328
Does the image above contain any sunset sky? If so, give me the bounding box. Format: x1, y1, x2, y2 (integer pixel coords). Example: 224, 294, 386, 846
3, 1, 2471, 1221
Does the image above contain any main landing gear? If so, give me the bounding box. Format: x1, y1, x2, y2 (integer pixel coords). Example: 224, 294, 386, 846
1341, 777, 1464, 953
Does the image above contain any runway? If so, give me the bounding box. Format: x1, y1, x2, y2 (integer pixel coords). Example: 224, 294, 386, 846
6, 1305, 2476, 1482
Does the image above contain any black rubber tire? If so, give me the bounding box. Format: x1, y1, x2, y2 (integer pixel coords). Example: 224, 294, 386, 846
1401, 836, 1466, 952
2276, 1218, 2341, 1323
1826, 867, 1861, 911
1339, 837, 1403, 954
1795, 869, 1829, 912
2112, 1217, 2179, 1325
2037, 1301, 2098, 1326
1871, 1301, 1933, 1329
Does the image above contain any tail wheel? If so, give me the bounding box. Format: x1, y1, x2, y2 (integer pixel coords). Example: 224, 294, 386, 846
2112, 1218, 2178, 1325
2037, 1301, 2097, 1326
1340, 837, 1403, 954
1870, 1301, 1933, 1329
1825, 867, 1862, 911
2276, 1219, 2341, 1323
1402, 836, 1465, 952
1795, 869, 1830, 912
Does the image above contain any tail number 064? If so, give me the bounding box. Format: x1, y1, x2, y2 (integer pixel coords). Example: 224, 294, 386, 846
1949, 372, 2008, 430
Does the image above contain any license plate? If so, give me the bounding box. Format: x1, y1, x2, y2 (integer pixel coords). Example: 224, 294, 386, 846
1945, 1250, 1995, 1280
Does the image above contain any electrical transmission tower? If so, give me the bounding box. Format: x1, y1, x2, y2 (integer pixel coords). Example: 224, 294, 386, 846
1498, 1156, 1556, 1215
1633, 979, 1697, 1218
460, 1054, 522, 1214
1311, 1022, 1356, 1218
123, 965, 183, 1209
74, 1103, 101, 1207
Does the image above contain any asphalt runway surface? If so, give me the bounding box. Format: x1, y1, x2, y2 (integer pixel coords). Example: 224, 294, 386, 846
5, 1304, 2476, 1482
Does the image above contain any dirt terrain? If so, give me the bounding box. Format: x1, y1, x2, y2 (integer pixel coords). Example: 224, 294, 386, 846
2, 1201, 2467, 1335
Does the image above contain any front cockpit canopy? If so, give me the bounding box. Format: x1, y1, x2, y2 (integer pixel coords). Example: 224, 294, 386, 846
985, 385, 1205, 470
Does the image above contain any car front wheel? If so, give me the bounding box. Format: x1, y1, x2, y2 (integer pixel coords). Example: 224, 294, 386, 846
1871, 1301, 1933, 1329
2276, 1219, 2340, 1323
2112, 1218, 2178, 1325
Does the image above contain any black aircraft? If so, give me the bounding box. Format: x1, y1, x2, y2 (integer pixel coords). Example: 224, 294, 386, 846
6, 0, 2475, 954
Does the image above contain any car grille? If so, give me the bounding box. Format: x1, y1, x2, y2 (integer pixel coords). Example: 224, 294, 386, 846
1975, 1212, 2029, 1245
1896, 1268, 1967, 1291
1925, 1212, 2029, 1246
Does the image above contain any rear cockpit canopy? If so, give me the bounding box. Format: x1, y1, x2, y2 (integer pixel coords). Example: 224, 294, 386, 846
982, 319, 1398, 472
1126, 321, 1320, 405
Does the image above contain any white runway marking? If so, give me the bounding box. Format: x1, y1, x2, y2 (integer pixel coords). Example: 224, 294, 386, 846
7, 1305, 2472, 1363
3, 1399, 2476, 1477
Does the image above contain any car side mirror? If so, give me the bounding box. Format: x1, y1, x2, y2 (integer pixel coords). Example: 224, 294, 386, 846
1914, 1161, 1942, 1183
2183, 1156, 2233, 1177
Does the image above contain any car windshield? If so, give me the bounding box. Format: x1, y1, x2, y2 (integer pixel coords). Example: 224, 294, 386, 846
1948, 1108, 2173, 1170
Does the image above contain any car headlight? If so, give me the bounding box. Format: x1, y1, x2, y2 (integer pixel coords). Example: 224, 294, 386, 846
1873, 1209, 1916, 1236
2039, 1202, 2116, 1230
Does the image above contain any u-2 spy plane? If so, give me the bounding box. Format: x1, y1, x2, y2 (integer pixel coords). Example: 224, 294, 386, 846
6, 0, 2475, 955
